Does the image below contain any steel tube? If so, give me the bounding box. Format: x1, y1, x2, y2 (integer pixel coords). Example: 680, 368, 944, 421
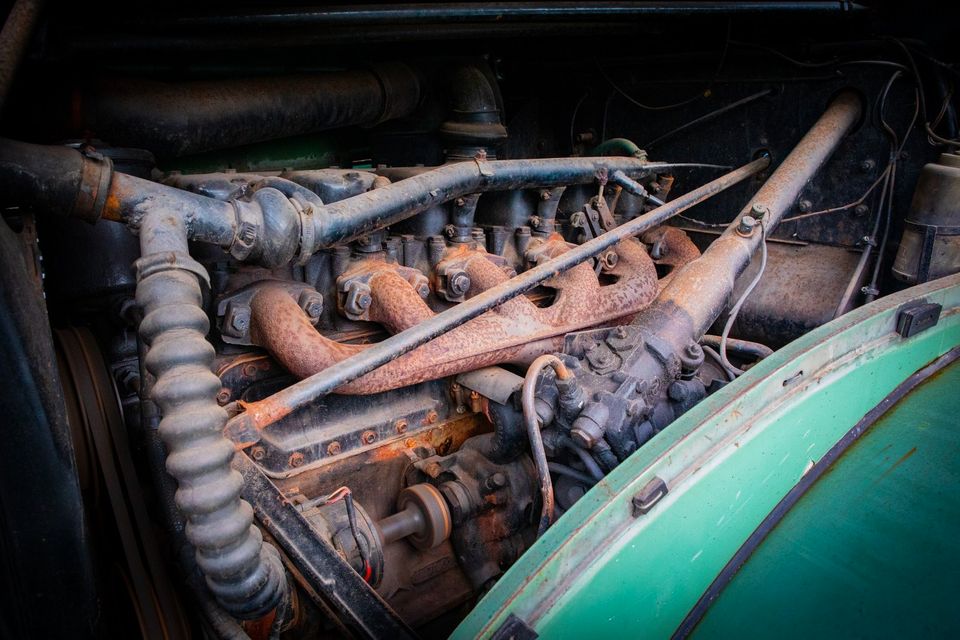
642, 90, 863, 345
227, 156, 768, 435
314, 158, 718, 246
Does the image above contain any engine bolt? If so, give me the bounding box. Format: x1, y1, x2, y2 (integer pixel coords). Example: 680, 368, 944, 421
289, 452, 305, 468
447, 271, 471, 298
297, 290, 324, 322
485, 473, 507, 491
750, 202, 768, 219
797, 199, 812, 213
250, 446, 266, 461
394, 419, 408, 434
736, 215, 757, 237
854, 204, 870, 217
425, 410, 439, 424
361, 430, 377, 445
216, 389, 231, 405
326, 441, 342, 456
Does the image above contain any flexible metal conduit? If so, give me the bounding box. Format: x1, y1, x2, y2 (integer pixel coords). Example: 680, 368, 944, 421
227, 156, 769, 437
135, 212, 285, 620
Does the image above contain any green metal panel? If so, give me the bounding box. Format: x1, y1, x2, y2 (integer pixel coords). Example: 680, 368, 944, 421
453, 274, 960, 640
693, 357, 960, 638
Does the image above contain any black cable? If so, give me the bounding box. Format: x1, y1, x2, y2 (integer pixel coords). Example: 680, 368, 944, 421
643, 89, 773, 149
597, 18, 731, 113
547, 462, 597, 487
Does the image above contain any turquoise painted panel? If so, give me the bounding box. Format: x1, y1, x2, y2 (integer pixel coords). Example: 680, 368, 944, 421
693, 359, 960, 639
454, 275, 960, 640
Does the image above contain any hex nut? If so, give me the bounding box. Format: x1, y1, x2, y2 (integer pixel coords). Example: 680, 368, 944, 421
250, 446, 266, 461
361, 430, 377, 445
395, 419, 408, 434
736, 215, 758, 237
289, 452, 305, 468
297, 290, 324, 321
326, 441, 342, 456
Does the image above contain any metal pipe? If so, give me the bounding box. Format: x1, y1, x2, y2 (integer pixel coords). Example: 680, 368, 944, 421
226, 156, 768, 437
523, 355, 572, 537
0, 0, 44, 111
313, 158, 713, 246
172, 2, 866, 27
640, 90, 863, 346
78, 63, 422, 157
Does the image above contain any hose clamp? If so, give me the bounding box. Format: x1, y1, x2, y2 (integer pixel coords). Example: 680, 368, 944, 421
134, 251, 210, 287
291, 194, 317, 266
74, 150, 114, 223
229, 199, 263, 262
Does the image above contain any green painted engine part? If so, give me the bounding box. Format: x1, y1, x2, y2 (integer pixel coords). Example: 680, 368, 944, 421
453, 273, 960, 640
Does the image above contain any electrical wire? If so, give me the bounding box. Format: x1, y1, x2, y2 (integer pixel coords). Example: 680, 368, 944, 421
547, 462, 597, 487
597, 19, 731, 112
719, 219, 767, 376
643, 89, 773, 149
319, 486, 372, 583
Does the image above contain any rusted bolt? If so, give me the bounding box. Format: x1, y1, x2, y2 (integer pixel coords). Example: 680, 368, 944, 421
289, 452, 305, 468
394, 419, 408, 434
216, 389, 231, 405
343, 281, 372, 317
750, 203, 768, 219
242, 363, 259, 377
529, 215, 542, 228
797, 199, 812, 213
424, 461, 443, 478
297, 290, 324, 322
447, 271, 471, 298
455, 197, 466, 207
540, 189, 551, 201
361, 430, 377, 445
736, 215, 757, 237
456, 405, 466, 414
250, 446, 266, 461
326, 441, 342, 456
425, 410, 439, 425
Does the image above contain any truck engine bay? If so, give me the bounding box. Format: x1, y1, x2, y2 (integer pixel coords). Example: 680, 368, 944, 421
0, 2, 957, 638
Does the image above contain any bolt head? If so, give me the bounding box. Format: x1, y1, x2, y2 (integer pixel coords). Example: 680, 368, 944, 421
361, 430, 377, 445
298, 290, 323, 319
326, 441, 342, 456
737, 215, 757, 236
571, 427, 596, 449
798, 199, 812, 213
448, 271, 471, 297
289, 452, 305, 467
251, 446, 266, 461
750, 202, 768, 218
395, 419, 408, 434
854, 204, 870, 217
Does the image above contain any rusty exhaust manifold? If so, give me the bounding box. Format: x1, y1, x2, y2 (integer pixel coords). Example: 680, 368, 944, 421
246, 230, 698, 396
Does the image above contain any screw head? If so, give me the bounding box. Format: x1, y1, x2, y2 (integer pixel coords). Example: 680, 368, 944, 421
216, 389, 231, 405
425, 410, 439, 424
797, 199, 812, 213
250, 446, 266, 461
395, 419, 408, 434
289, 452, 305, 468
326, 441, 342, 456
750, 202, 768, 219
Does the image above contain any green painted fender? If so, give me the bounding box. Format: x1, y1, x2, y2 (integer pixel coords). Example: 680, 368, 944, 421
454, 273, 960, 640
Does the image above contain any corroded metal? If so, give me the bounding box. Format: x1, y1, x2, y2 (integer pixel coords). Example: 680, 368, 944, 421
248, 233, 688, 398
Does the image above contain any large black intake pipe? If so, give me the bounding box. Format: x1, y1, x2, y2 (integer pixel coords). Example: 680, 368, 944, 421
77, 63, 422, 157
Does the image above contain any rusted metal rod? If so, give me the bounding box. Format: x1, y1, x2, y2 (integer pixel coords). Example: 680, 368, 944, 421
226, 156, 769, 436
639, 90, 863, 347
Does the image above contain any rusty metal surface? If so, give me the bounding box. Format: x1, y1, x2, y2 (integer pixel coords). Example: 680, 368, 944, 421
247, 233, 693, 398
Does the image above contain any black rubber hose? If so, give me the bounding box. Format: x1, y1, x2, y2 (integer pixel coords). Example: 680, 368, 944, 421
0, 137, 112, 223
485, 399, 526, 464
79, 63, 422, 157
547, 462, 597, 487
135, 211, 285, 620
